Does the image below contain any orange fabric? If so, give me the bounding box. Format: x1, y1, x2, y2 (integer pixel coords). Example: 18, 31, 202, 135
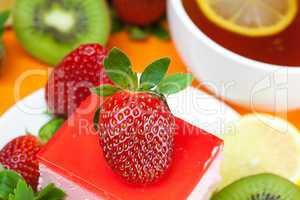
0, 29, 300, 130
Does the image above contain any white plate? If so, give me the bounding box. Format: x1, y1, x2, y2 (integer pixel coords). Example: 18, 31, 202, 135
0, 87, 240, 148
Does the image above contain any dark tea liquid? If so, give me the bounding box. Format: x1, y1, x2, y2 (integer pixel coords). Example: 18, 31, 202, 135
182, 0, 300, 66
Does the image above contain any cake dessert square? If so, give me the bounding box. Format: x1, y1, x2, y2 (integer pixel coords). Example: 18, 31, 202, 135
38, 95, 223, 200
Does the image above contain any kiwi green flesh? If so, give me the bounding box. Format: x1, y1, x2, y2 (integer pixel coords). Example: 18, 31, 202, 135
13, 0, 110, 65
212, 174, 300, 200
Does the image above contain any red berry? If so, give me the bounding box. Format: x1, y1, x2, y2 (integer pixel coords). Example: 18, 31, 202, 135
97, 91, 175, 184
0, 135, 41, 190
113, 0, 166, 26
46, 44, 112, 117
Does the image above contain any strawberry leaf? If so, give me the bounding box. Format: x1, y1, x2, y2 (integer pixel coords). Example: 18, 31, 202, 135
93, 108, 101, 131
131, 72, 139, 89
0, 170, 23, 199
140, 58, 170, 90
104, 48, 136, 90
157, 74, 193, 95
91, 85, 120, 97
34, 184, 66, 200
128, 26, 149, 40
151, 23, 170, 41
0, 11, 9, 26
8, 180, 34, 200
39, 118, 65, 144
111, 10, 124, 34
0, 11, 9, 37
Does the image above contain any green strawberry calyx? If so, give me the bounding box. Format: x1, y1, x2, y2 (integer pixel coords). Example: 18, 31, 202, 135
111, 10, 170, 41
0, 170, 66, 200
38, 117, 65, 144
91, 48, 193, 131
91, 47, 193, 97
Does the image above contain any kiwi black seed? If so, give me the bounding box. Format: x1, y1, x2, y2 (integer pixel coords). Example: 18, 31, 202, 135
212, 173, 300, 200
13, 0, 110, 65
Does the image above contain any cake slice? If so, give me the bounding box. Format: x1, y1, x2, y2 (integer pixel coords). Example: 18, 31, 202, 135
38, 94, 223, 200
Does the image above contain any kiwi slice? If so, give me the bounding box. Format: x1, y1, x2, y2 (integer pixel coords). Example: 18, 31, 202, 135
13, 0, 110, 65
212, 173, 300, 200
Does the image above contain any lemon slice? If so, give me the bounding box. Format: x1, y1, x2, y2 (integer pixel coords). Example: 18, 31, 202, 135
196, 0, 298, 36
220, 114, 300, 189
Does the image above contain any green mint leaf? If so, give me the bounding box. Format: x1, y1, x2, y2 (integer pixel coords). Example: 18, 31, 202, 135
104, 48, 136, 89
140, 58, 170, 90
128, 26, 149, 40
34, 184, 66, 200
157, 74, 193, 95
38, 118, 64, 144
93, 108, 101, 131
151, 23, 170, 41
0, 170, 23, 199
8, 180, 34, 200
91, 85, 119, 97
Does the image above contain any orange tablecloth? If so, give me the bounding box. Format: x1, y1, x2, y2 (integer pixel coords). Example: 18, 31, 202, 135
1, 29, 300, 129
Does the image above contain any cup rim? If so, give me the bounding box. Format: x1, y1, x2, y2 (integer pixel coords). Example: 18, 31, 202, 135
169, 0, 300, 72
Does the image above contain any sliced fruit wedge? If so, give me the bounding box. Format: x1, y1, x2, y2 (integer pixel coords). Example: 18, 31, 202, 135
196, 0, 298, 36
212, 174, 300, 200
13, 0, 110, 65
220, 114, 300, 189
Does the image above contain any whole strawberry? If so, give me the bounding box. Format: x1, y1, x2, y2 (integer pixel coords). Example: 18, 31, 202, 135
46, 44, 112, 117
113, 0, 166, 26
0, 135, 41, 190
92, 48, 193, 184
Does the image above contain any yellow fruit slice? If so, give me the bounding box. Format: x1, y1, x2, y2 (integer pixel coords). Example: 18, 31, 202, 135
196, 0, 298, 36
220, 114, 300, 189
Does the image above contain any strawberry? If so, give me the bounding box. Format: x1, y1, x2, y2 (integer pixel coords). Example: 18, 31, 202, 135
113, 0, 166, 26
92, 48, 193, 184
46, 44, 112, 117
98, 91, 175, 184
0, 135, 41, 190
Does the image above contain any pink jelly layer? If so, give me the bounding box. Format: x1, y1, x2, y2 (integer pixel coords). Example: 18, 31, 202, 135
38, 95, 223, 200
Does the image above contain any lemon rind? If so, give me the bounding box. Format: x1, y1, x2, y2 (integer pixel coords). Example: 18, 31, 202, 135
196, 0, 298, 37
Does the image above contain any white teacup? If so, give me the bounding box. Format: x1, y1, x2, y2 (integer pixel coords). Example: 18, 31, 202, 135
167, 0, 300, 112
